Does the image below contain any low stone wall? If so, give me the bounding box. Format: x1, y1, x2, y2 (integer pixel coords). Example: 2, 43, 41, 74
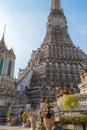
62, 124, 87, 130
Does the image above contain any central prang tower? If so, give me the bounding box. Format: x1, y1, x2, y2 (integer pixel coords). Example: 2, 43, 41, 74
18, 0, 86, 107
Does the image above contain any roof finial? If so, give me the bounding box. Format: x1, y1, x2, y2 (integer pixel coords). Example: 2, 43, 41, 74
0, 24, 7, 52
51, 0, 61, 11
2, 24, 6, 41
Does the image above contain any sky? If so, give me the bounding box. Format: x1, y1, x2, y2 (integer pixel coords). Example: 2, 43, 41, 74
0, 0, 87, 77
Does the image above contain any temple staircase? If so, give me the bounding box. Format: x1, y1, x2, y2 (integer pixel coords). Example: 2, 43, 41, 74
16, 69, 33, 92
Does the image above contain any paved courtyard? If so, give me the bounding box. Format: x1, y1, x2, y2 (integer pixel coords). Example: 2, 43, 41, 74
0, 125, 32, 130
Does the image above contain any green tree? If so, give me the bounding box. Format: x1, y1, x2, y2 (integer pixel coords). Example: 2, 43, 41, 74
62, 94, 79, 111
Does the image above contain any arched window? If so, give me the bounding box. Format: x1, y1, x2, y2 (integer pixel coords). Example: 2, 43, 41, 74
7, 60, 12, 76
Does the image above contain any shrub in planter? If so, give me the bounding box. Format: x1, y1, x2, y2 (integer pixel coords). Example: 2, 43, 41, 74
7, 111, 14, 118
62, 94, 79, 111
59, 115, 87, 125
77, 115, 87, 125
7, 111, 14, 122
22, 112, 28, 122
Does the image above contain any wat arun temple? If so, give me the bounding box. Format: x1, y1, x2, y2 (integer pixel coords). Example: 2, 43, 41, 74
16, 0, 87, 107
0, 0, 87, 108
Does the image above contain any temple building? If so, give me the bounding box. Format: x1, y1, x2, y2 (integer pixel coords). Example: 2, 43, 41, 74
17, 0, 87, 108
0, 27, 16, 106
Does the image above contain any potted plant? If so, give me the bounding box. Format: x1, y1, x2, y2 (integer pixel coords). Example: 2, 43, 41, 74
22, 112, 28, 127
43, 98, 55, 129
25, 111, 32, 127
7, 111, 14, 125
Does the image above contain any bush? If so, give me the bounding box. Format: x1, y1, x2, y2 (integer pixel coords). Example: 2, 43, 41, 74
59, 115, 87, 125
62, 95, 79, 111
22, 112, 28, 122
7, 111, 14, 118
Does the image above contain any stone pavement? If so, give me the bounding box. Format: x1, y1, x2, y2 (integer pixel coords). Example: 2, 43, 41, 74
0, 125, 32, 130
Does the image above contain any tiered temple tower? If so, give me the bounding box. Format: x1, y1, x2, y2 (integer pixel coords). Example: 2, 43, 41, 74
0, 27, 16, 105
17, 0, 87, 108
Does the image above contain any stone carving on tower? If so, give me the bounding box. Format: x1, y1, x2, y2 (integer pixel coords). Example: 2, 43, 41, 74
0, 26, 16, 105
17, 0, 87, 108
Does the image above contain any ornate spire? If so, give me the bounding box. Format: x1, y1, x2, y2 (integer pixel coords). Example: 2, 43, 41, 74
0, 25, 7, 54
51, 0, 61, 10
1, 24, 6, 42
